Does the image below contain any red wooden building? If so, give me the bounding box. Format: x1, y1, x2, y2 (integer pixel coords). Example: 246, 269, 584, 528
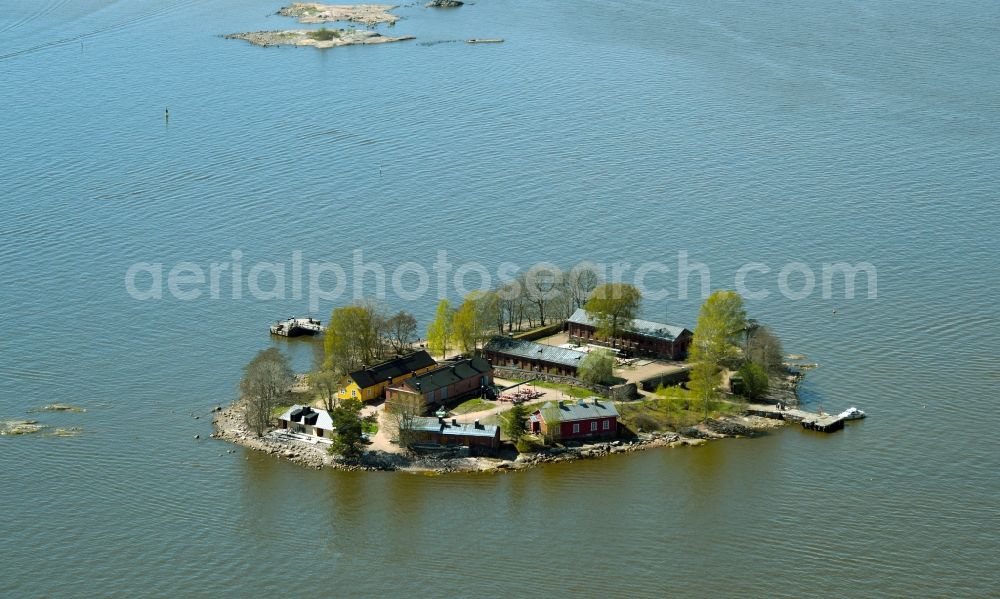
386, 357, 493, 410
529, 398, 619, 441
409, 416, 500, 456
566, 308, 692, 360
483, 336, 586, 377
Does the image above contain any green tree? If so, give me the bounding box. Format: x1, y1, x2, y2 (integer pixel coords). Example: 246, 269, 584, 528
578, 348, 616, 385
687, 360, 720, 420
655, 384, 691, 429
689, 290, 747, 419
453, 293, 480, 354
240, 348, 294, 436
328, 399, 367, 460
426, 299, 454, 358
453, 291, 496, 354
690, 290, 747, 368
737, 362, 769, 400
502, 403, 529, 442
541, 403, 563, 445
324, 302, 386, 372
584, 283, 642, 343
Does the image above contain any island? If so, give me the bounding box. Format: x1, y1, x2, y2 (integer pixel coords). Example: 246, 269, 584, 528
224, 2, 501, 51
278, 3, 401, 26
224, 29, 413, 49
210, 279, 861, 474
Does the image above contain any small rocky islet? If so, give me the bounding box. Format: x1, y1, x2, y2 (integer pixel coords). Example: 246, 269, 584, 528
225, 2, 493, 50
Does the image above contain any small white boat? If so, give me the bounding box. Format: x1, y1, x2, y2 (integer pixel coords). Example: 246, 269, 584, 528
837, 406, 866, 421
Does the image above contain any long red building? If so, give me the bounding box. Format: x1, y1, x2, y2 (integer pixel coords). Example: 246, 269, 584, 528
566, 308, 692, 360
529, 398, 619, 441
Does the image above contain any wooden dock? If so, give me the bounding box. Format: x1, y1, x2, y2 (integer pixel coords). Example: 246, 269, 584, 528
746, 403, 850, 433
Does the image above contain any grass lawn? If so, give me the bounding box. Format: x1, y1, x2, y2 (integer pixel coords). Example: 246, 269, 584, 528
362, 420, 379, 436
616, 389, 745, 433
529, 380, 595, 399
451, 397, 493, 415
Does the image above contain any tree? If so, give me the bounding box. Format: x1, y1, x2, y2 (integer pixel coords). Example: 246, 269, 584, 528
385, 393, 424, 449
578, 348, 616, 385
478, 290, 504, 336
240, 348, 294, 436
308, 367, 344, 413
385, 310, 418, 354
496, 280, 520, 333
452, 293, 479, 355
502, 403, 529, 442
690, 290, 747, 369
453, 291, 495, 354
746, 325, 784, 374
540, 403, 563, 445
522, 266, 562, 326
324, 302, 387, 372
426, 299, 454, 358
328, 398, 367, 460
687, 360, 720, 420
689, 290, 747, 419
546, 279, 575, 322
584, 283, 642, 344
566, 263, 601, 310
737, 362, 769, 400
654, 384, 690, 429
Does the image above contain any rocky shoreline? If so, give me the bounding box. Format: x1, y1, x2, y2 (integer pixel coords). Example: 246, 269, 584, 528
224, 29, 414, 49
210, 401, 788, 474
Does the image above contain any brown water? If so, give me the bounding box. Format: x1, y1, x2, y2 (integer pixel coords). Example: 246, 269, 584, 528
1, 0, 998, 596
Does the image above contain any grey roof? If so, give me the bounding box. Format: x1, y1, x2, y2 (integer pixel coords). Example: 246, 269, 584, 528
533, 398, 619, 423
484, 336, 586, 369
277, 404, 335, 431
411, 416, 499, 438
568, 308, 691, 342
348, 350, 437, 389
400, 357, 491, 394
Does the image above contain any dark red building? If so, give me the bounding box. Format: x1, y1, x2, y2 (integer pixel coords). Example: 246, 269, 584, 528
483, 336, 586, 377
409, 416, 500, 456
566, 308, 692, 360
529, 398, 619, 441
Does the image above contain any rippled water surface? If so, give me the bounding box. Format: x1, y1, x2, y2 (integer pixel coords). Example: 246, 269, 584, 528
1, 0, 998, 596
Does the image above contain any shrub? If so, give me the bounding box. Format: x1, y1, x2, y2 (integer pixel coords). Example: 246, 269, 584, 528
578, 349, 616, 385
309, 27, 341, 41
515, 436, 545, 454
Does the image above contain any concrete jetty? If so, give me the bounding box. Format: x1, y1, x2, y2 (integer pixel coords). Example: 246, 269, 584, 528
746, 403, 859, 433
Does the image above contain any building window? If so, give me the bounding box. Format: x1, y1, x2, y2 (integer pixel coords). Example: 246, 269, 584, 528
572, 423, 580, 433
590, 421, 597, 432
603, 420, 610, 430
352, 390, 357, 398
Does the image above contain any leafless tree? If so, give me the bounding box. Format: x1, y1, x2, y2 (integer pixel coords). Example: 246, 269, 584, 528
385, 393, 424, 450
385, 310, 418, 354
308, 367, 344, 413
566, 262, 601, 310
522, 265, 562, 326
240, 348, 294, 436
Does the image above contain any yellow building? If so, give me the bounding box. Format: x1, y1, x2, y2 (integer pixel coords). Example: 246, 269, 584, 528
338, 350, 438, 402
